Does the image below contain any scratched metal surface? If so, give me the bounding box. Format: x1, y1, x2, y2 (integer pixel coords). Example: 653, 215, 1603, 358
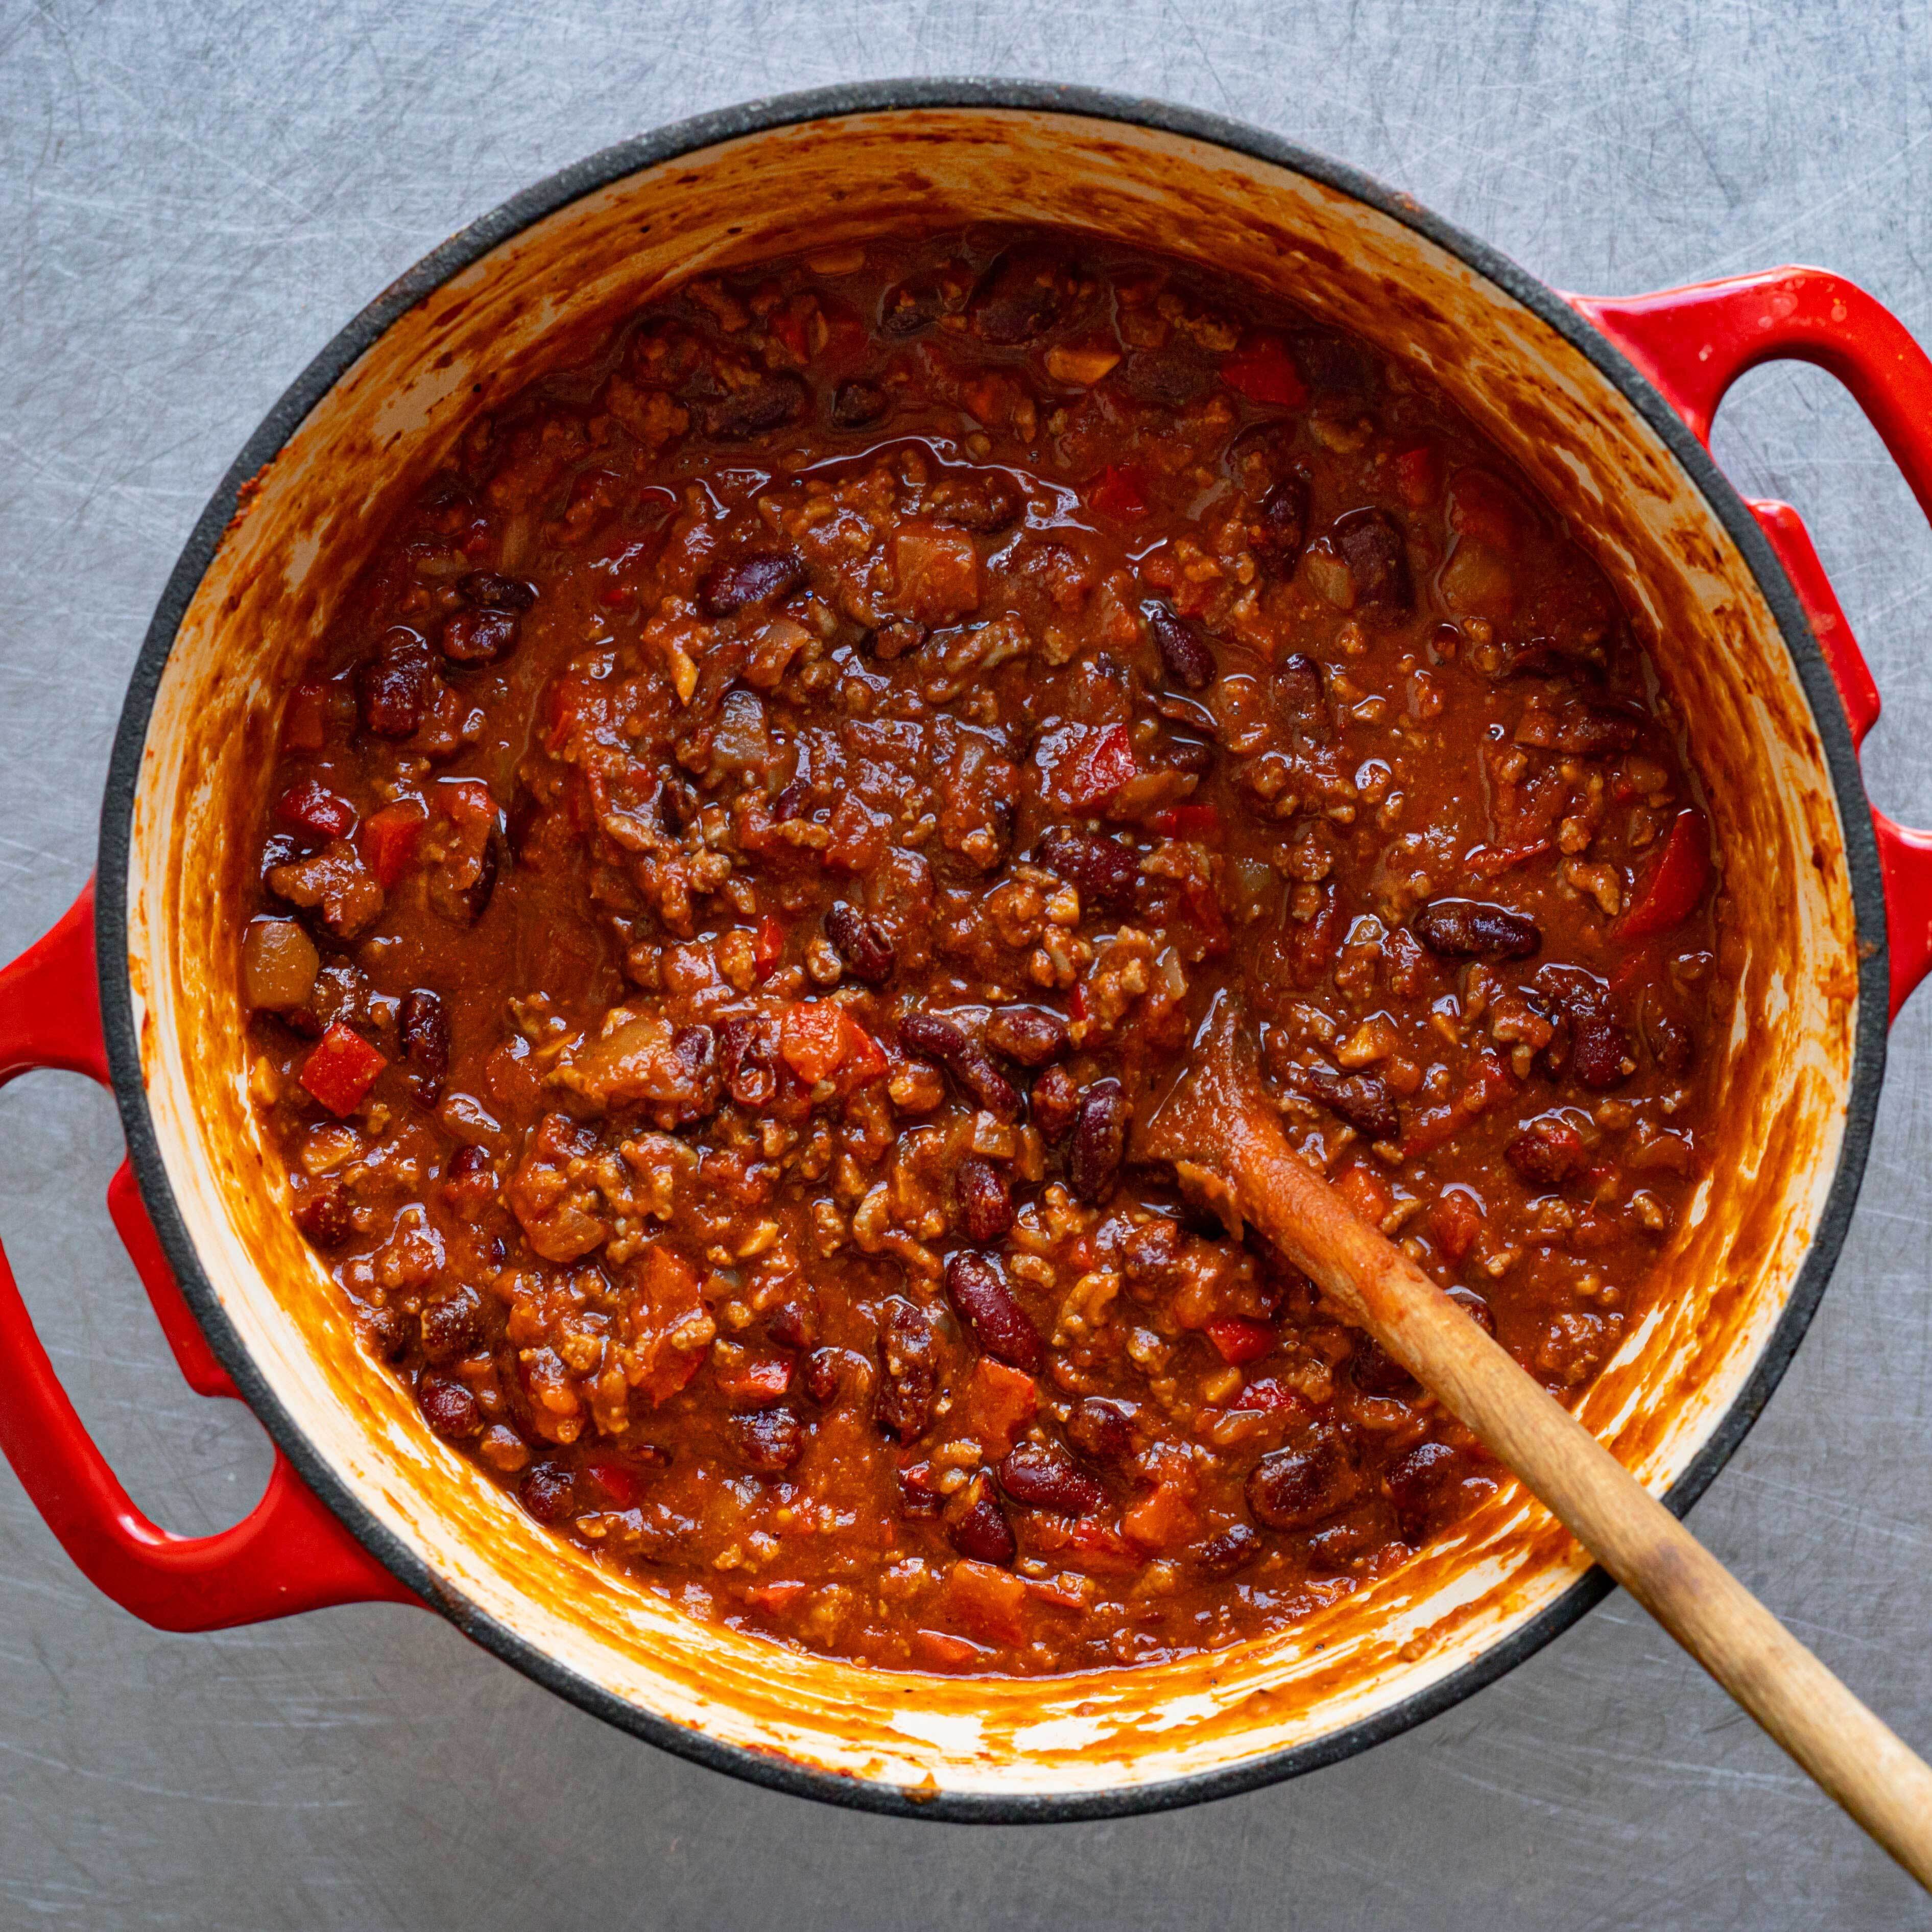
3, 4, 1931, 1926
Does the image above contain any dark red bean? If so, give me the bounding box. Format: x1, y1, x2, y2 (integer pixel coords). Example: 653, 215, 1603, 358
446, 1143, 492, 1183
420, 1285, 481, 1362
1507, 1115, 1587, 1187
1272, 1059, 1398, 1141
825, 902, 896, 986
803, 1347, 843, 1405
967, 253, 1062, 344
1254, 474, 1309, 570
928, 471, 1022, 534
275, 779, 357, 842
1349, 1334, 1418, 1398
398, 988, 450, 1103
1068, 1080, 1129, 1204
1333, 507, 1413, 612
956, 1156, 1016, 1242
419, 1377, 480, 1440
356, 630, 433, 739
457, 572, 536, 612
521, 1462, 577, 1524
897, 1462, 944, 1518
898, 1011, 1021, 1122
365, 1302, 413, 1362
1120, 1220, 1185, 1290
1035, 827, 1140, 914
718, 1014, 780, 1109
767, 1293, 820, 1351
1246, 1433, 1358, 1530
455, 836, 499, 926
1030, 1064, 1080, 1140
735, 1406, 806, 1472
945, 1252, 1041, 1371
1447, 1284, 1497, 1336
879, 273, 949, 337
875, 1298, 938, 1441
1645, 1004, 1696, 1078
697, 550, 806, 618
1127, 349, 1211, 408
1412, 898, 1542, 960
698, 374, 805, 441
946, 1483, 1017, 1564
831, 379, 888, 427
1383, 1440, 1465, 1524
1144, 600, 1216, 691
1066, 1396, 1136, 1464
984, 1006, 1069, 1067
1195, 1522, 1262, 1577
998, 1440, 1106, 1516
1570, 1007, 1634, 1089
440, 607, 520, 666
294, 1179, 353, 1248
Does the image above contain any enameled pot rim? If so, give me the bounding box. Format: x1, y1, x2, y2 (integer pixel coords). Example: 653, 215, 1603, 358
92, 77, 1891, 1823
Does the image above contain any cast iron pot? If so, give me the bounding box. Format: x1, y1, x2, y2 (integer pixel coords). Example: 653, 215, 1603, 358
5, 81, 1932, 1823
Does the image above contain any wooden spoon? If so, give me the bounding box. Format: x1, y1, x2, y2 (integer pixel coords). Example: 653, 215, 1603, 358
1134, 993, 1932, 1887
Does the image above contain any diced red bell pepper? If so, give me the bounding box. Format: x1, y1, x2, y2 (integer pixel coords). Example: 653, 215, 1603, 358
583, 1460, 640, 1509
1428, 1189, 1484, 1264
1150, 802, 1223, 841
747, 1580, 813, 1614
1205, 1317, 1275, 1365
1394, 445, 1439, 507
1089, 463, 1150, 519
944, 1559, 1030, 1643
1067, 1517, 1142, 1573
779, 1002, 849, 1083
752, 913, 786, 981
282, 681, 329, 753
299, 1022, 387, 1117
1448, 469, 1525, 549
720, 1356, 794, 1410
1220, 336, 1309, 408
1229, 1375, 1306, 1416
1065, 724, 1136, 810
769, 305, 810, 361
1619, 808, 1712, 940
275, 778, 356, 841
837, 1015, 890, 1089
912, 1628, 987, 1671
358, 801, 426, 888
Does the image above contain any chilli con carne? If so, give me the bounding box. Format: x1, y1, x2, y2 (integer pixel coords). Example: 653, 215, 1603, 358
240, 227, 1730, 1674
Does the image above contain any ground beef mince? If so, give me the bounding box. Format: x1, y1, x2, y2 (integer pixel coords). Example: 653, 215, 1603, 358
241, 227, 1730, 1675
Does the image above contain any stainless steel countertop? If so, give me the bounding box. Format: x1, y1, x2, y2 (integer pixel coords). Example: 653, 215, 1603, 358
4, 6, 1931, 1925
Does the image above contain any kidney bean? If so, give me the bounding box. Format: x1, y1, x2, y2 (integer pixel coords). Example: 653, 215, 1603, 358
1254, 474, 1309, 570
698, 373, 805, 440
1035, 827, 1140, 913
357, 629, 433, 739
1068, 1080, 1129, 1203
875, 1297, 938, 1441
879, 272, 949, 337
275, 779, 357, 842
1349, 1333, 1418, 1398
520, 1462, 577, 1524
735, 1406, 806, 1472
442, 1142, 496, 1217
718, 1014, 780, 1108
1570, 1006, 1634, 1088
1246, 1432, 1358, 1530
1644, 1003, 1696, 1078
831, 378, 888, 427
452, 835, 499, 926
945, 1251, 1041, 1370
697, 550, 806, 618
984, 1005, 1069, 1067
1272, 1060, 1398, 1141
398, 987, 450, 1103
967, 252, 1062, 344
998, 1440, 1106, 1516
419, 1377, 480, 1441
824, 902, 896, 986
1031, 1064, 1081, 1140
946, 1482, 1017, 1565
1411, 898, 1542, 960
1382, 1440, 1464, 1525
420, 1284, 482, 1362
803, 1347, 843, 1405
1447, 1284, 1497, 1336
1120, 1219, 1184, 1291
1066, 1396, 1137, 1464
458, 572, 536, 612
1333, 507, 1413, 611
928, 471, 1022, 534
440, 606, 520, 666
1195, 1522, 1262, 1577
294, 1178, 353, 1248
956, 1156, 1016, 1241
898, 1011, 1021, 1121
1507, 1115, 1587, 1187
365, 1302, 413, 1362
1143, 600, 1216, 691
767, 1292, 820, 1351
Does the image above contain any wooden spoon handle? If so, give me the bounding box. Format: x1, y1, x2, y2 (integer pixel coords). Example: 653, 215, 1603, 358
1225, 1106, 1932, 1888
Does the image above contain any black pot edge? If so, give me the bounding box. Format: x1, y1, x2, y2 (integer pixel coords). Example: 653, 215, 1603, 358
92, 77, 1890, 1827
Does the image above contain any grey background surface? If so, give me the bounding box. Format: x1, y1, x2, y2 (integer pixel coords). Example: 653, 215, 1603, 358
4, 3, 1932, 1926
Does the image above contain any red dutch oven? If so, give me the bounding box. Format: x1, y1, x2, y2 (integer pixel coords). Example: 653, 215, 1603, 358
4, 82, 1932, 1821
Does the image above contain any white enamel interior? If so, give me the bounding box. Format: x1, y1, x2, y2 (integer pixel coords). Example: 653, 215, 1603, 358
121, 105, 1860, 1801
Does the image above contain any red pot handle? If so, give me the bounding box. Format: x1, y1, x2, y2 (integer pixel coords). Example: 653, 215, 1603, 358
0, 884, 418, 1628
1569, 269, 1932, 1021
